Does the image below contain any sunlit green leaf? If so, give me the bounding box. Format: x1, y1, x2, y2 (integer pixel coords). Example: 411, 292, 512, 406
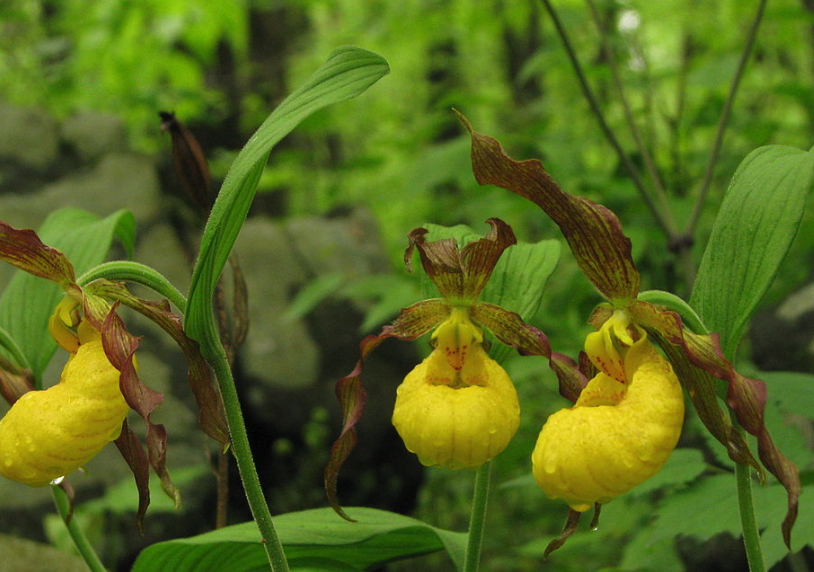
691, 145, 814, 357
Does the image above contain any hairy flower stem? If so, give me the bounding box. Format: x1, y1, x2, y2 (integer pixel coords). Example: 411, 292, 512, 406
464, 461, 492, 572
736, 461, 766, 572
209, 344, 290, 571
52, 486, 108, 572
77, 261, 188, 313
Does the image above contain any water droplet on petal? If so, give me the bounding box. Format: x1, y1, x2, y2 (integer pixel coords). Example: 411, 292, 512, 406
50, 476, 65, 486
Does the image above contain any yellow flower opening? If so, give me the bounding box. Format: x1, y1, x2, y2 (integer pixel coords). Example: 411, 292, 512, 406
391, 308, 520, 470
0, 304, 129, 486
531, 310, 684, 511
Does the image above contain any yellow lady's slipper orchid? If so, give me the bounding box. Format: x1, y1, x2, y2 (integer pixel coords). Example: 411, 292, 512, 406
0, 309, 129, 487
531, 311, 684, 511
392, 308, 520, 470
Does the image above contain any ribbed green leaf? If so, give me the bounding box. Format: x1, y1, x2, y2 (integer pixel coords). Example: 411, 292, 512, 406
0, 208, 135, 380
131, 507, 467, 572
185, 47, 389, 354
690, 145, 814, 357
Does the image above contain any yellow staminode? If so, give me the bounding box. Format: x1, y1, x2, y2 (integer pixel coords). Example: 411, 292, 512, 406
532, 311, 684, 511
0, 314, 129, 486
392, 308, 520, 470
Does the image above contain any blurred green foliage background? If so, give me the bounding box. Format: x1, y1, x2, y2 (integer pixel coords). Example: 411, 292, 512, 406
2, 0, 814, 570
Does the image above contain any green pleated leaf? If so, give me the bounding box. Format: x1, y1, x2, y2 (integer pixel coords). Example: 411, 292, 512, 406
0, 208, 135, 380
185, 47, 389, 354
691, 145, 814, 358
131, 507, 467, 572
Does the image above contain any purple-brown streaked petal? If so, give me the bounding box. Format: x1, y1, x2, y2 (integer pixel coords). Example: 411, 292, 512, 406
634, 300, 800, 547
326, 301, 450, 520
543, 508, 582, 559
405, 227, 464, 299
115, 419, 150, 533
386, 298, 451, 340
326, 334, 383, 522
681, 329, 800, 547
86, 279, 229, 446
0, 221, 77, 288
457, 114, 640, 302
101, 306, 162, 419
470, 302, 551, 357
102, 308, 181, 508
469, 302, 587, 402
459, 218, 517, 299
632, 302, 762, 473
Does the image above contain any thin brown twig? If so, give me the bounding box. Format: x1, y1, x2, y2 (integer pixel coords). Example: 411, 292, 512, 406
584, 0, 674, 226
686, 0, 769, 235
538, 0, 679, 239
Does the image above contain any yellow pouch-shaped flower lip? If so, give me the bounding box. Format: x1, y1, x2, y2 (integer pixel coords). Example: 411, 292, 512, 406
392, 308, 520, 469
0, 333, 129, 486
393, 347, 519, 470
532, 327, 684, 511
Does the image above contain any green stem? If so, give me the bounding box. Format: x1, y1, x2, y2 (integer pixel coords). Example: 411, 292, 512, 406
463, 461, 492, 572
686, 0, 768, 235
208, 342, 290, 572
736, 461, 766, 572
77, 261, 187, 313
51, 486, 108, 572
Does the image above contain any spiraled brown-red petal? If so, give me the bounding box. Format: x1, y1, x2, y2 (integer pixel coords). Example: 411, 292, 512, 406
102, 307, 180, 510
0, 220, 76, 288
86, 279, 229, 446
115, 420, 151, 533
326, 299, 450, 520
632, 300, 800, 547
469, 302, 586, 402
457, 112, 639, 302
325, 334, 382, 522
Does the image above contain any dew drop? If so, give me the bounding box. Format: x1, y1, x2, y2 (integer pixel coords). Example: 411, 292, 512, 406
50, 476, 65, 486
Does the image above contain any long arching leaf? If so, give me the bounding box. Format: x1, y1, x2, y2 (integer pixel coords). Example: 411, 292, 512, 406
185, 47, 389, 353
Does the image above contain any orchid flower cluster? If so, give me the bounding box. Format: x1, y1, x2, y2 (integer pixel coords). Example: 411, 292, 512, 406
326, 115, 800, 554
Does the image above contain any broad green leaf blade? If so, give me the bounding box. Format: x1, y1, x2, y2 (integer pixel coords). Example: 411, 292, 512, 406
185, 47, 389, 353
690, 145, 814, 358
0, 208, 135, 380
131, 507, 467, 572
